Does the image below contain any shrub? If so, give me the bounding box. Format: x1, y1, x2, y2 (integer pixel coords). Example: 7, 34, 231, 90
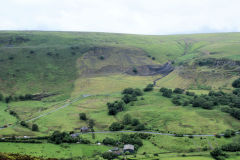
99, 56, 104, 60
20, 121, 28, 128
0, 93, 3, 101
132, 118, 140, 126
79, 113, 87, 120
160, 87, 168, 93
132, 67, 138, 74
210, 148, 227, 160
102, 137, 116, 145
173, 88, 184, 94
122, 94, 137, 104
32, 124, 39, 131
107, 101, 125, 115
143, 84, 154, 92
186, 91, 195, 96
222, 143, 240, 152
223, 130, 235, 138
135, 124, 145, 131
109, 122, 124, 131
233, 89, 240, 96
162, 89, 172, 98
123, 114, 132, 125
102, 152, 118, 160
232, 78, 240, 88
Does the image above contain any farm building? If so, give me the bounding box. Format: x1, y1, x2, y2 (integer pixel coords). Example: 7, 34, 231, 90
123, 144, 134, 153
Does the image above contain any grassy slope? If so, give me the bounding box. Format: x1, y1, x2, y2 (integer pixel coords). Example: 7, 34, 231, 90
1, 31, 240, 159
0, 31, 240, 95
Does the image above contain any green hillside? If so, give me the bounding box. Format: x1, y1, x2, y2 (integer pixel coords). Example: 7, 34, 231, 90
0, 31, 240, 160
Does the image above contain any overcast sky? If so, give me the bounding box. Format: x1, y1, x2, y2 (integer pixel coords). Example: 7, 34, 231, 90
1, 0, 240, 35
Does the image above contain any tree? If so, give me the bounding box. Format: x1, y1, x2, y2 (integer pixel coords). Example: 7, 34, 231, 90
143, 84, 154, 92
20, 121, 28, 128
79, 113, 87, 120
5, 96, 13, 103
88, 119, 95, 129
160, 87, 168, 93
132, 118, 140, 126
99, 55, 105, 60
109, 122, 124, 131
162, 89, 172, 98
192, 97, 206, 107
173, 88, 185, 94
123, 114, 132, 125
32, 124, 39, 131
132, 67, 138, 74
107, 101, 125, 115
232, 78, 240, 88
135, 124, 145, 131
103, 137, 116, 145
210, 148, 227, 160
0, 93, 3, 101
122, 94, 137, 104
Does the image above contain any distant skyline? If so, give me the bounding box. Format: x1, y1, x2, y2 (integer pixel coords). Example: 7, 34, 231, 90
1, 0, 240, 35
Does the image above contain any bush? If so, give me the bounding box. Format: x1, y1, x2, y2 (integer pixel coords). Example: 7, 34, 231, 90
186, 91, 195, 96
135, 124, 145, 131
102, 137, 116, 145
122, 88, 142, 96
102, 152, 118, 160
223, 130, 235, 138
162, 89, 172, 98
160, 87, 168, 93
79, 113, 87, 120
49, 131, 80, 144
109, 122, 124, 131
222, 143, 240, 152
32, 124, 39, 131
173, 88, 184, 94
210, 148, 227, 160
232, 78, 240, 88
123, 114, 132, 125
107, 101, 125, 115
132, 118, 140, 126
233, 89, 240, 96
99, 56, 104, 60
20, 121, 28, 128
122, 94, 137, 104
0, 93, 3, 101
143, 84, 154, 92
132, 67, 138, 74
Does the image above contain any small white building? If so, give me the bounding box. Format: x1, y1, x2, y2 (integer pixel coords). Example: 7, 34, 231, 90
123, 144, 134, 153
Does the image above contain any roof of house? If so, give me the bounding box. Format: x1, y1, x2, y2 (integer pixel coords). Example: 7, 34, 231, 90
123, 144, 134, 150
80, 126, 89, 130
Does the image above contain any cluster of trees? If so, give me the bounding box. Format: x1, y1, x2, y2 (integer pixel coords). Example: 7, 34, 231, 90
3, 94, 35, 103
20, 121, 39, 132
107, 88, 143, 115
48, 131, 90, 144
109, 114, 145, 131
121, 88, 143, 104
101, 133, 151, 159
107, 101, 125, 115
210, 148, 228, 160
159, 79, 240, 120
160, 87, 173, 98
